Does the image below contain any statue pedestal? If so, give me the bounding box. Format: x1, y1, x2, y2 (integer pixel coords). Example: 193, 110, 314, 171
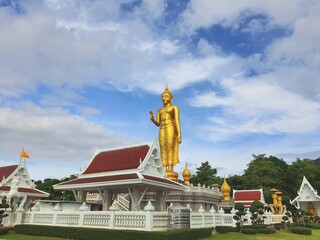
166, 170, 178, 181
218, 199, 235, 213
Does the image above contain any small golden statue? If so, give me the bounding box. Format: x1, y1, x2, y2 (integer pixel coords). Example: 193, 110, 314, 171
269, 188, 286, 214
150, 84, 181, 181
306, 202, 318, 218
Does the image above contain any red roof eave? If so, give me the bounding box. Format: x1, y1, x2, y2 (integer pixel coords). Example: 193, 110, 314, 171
0, 186, 49, 197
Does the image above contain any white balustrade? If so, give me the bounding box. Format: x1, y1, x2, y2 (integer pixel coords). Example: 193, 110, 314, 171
17, 206, 289, 231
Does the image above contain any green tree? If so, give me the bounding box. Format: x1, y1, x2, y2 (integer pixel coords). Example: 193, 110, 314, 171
249, 200, 265, 225
34, 175, 77, 201
233, 203, 247, 233
287, 158, 320, 197
242, 154, 290, 204
190, 161, 219, 186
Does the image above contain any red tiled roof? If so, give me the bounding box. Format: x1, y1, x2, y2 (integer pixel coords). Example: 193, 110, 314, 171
143, 175, 182, 187
57, 174, 139, 186
0, 186, 48, 196
234, 191, 262, 201
0, 165, 18, 179
83, 145, 150, 174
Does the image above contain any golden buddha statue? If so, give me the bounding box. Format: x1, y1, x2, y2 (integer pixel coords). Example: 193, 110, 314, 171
221, 178, 231, 200
306, 202, 317, 218
150, 84, 181, 181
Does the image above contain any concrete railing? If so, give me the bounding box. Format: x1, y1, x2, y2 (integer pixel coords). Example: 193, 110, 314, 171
16, 201, 164, 231
12, 203, 289, 232
190, 207, 288, 228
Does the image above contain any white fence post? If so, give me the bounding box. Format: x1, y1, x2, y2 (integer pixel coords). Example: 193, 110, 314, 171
144, 201, 155, 231
230, 208, 237, 227
210, 207, 216, 228
198, 206, 205, 228
14, 207, 25, 225
109, 200, 120, 229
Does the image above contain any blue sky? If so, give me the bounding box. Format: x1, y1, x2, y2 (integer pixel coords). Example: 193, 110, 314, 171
1, 0, 320, 180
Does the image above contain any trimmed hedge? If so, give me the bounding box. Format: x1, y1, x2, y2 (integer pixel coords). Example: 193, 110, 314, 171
215, 226, 237, 233
243, 224, 267, 229
0, 227, 9, 235
256, 228, 276, 234
273, 223, 282, 230
306, 223, 320, 229
14, 225, 212, 240
290, 227, 312, 235
291, 222, 306, 227
242, 228, 257, 234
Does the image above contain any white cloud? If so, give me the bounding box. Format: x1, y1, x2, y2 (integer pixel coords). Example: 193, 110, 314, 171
192, 77, 320, 141
0, 102, 132, 163
179, 0, 313, 34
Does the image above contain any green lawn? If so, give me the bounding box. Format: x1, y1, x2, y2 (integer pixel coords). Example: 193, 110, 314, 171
204, 229, 320, 240
1, 231, 67, 240
2, 229, 320, 240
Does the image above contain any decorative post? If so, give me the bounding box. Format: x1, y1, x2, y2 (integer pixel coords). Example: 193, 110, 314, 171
198, 205, 205, 228
109, 200, 119, 229
144, 201, 155, 231
230, 207, 237, 227
14, 206, 25, 225
210, 206, 216, 228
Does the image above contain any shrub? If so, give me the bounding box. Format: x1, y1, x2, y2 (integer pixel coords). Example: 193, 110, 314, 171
14, 225, 212, 240
215, 226, 237, 233
306, 223, 320, 229
248, 224, 267, 229
0, 227, 9, 235
290, 227, 312, 235
291, 222, 306, 227
273, 223, 282, 230
242, 228, 257, 234
256, 228, 276, 234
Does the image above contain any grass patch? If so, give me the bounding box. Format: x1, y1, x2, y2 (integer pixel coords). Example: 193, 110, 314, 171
1, 231, 67, 240
203, 229, 320, 240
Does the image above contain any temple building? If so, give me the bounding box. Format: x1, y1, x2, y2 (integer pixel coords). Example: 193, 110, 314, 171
0, 158, 49, 210
290, 176, 320, 217
54, 140, 223, 212
0, 157, 49, 226
54, 140, 186, 211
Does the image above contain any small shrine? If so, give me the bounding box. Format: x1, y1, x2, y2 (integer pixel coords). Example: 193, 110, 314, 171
0, 149, 49, 225
290, 176, 320, 217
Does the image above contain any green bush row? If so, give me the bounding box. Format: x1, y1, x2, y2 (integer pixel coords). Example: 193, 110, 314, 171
273, 223, 282, 230
0, 227, 9, 235
14, 225, 212, 240
290, 227, 312, 235
215, 226, 237, 233
291, 222, 306, 227
242, 228, 257, 234
243, 224, 267, 229
242, 227, 276, 235
256, 228, 276, 234
306, 223, 320, 229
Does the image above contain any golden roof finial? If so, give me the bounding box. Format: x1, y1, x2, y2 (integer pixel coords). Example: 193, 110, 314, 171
182, 162, 191, 185
221, 177, 231, 200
